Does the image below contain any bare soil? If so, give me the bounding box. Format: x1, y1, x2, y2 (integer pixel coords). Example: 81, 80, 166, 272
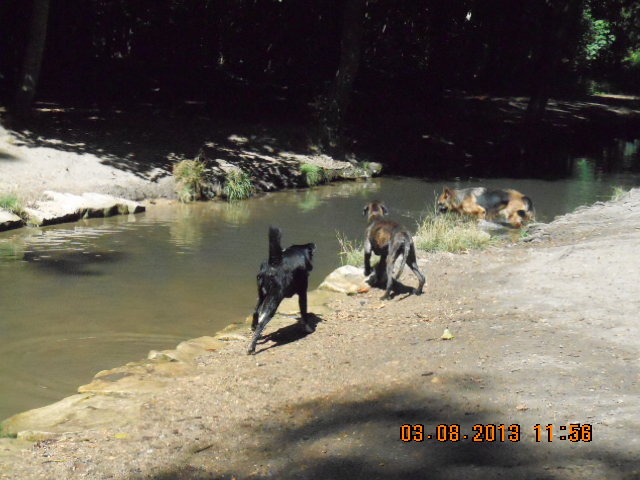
2, 188, 639, 479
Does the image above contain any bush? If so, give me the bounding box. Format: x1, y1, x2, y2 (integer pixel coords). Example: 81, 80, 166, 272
173, 159, 208, 203
223, 170, 255, 201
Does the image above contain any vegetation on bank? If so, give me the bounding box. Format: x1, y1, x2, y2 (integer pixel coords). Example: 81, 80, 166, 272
415, 213, 493, 253
223, 170, 255, 201
173, 159, 208, 203
336, 231, 365, 267
299, 163, 339, 187
611, 186, 630, 201
0, 194, 27, 220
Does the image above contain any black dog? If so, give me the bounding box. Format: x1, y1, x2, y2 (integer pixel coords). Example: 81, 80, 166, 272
363, 201, 426, 300
248, 226, 316, 354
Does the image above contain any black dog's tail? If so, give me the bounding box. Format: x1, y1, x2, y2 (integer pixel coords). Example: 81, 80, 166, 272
268, 226, 283, 266
394, 232, 411, 280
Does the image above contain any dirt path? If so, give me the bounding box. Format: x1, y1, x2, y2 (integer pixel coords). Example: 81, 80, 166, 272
1, 190, 638, 479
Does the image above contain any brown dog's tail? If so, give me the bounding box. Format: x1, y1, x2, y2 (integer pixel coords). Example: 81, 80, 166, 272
268, 226, 283, 266
394, 232, 411, 280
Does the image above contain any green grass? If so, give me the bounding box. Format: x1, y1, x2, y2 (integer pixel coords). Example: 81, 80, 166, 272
173, 159, 208, 202
415, 212, 492, 253
611, 186, 629, 201
336, 231, 365, 267
223, 170, 255, 201
0, 194, 27, 220
300, 163, 324, 187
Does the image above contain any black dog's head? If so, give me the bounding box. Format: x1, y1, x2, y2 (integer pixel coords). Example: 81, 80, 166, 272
254, 227, 315, 329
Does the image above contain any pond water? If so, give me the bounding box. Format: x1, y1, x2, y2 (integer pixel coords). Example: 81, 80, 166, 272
1, 141, 639, 421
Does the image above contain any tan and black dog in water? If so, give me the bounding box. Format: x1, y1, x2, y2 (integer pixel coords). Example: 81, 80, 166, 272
363, 201, 425, 300
437, 187, 535, 228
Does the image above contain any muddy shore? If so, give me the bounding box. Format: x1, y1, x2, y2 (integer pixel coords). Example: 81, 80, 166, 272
0, 186, 638, 479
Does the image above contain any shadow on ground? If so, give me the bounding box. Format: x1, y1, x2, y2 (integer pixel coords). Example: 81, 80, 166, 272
5, 101, 322, 183
131, 380, 639, 480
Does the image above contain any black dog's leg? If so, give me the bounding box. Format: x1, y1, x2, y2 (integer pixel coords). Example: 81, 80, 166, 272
407, 245, 425, 295
297, 284, 314, 333
247, 320, 267, 355
251, 292, 265, 331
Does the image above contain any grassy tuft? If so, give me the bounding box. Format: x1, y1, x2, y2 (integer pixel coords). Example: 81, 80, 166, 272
300, 163, 325, 187
610, 186, 628, 201
415, 212, 492, 253
0, 194, 27, 220
223, 170, 255, 201
173, 159, 208, 203
336, 231, 365, 267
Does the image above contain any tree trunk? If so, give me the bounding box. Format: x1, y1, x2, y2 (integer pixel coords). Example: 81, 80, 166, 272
324, 0, 365, 149
14, 0, 50, 119
525, 0, 583, 123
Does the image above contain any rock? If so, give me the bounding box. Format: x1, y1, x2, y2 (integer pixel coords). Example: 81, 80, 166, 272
78, 375, 168, 395
15, 431, 59, 442
318, 265, 369, 294
278, 289, 337, 316
0, 209, 23, 231
0, 393, 143, 437
24, 191, 145, 226
0, 437, 32, 458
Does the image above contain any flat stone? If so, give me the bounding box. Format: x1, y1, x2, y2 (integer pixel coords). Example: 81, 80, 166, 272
24, 191, 144, 226
0, 209, 23, 231
278, 289, 337, 316
318, 265, 369, 294
78, 375, 168, 395
0, 393, 143, 437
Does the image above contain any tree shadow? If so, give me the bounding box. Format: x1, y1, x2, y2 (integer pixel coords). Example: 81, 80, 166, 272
134, 381, 639, 479
4, 101, 323, 186
0, 148, 19, 161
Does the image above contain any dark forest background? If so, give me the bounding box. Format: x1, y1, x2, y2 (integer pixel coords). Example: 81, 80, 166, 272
1, 0, 640, 176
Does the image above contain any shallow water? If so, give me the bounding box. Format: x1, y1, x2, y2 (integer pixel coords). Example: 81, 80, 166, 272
1, 144, 639, 420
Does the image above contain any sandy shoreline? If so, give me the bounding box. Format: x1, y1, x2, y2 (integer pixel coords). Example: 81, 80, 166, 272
0, 186, 638, 479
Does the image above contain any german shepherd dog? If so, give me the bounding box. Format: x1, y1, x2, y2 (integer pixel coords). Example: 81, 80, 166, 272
248, 226, 316, 354
363, 201, 426, 300
437, 187, 535, 228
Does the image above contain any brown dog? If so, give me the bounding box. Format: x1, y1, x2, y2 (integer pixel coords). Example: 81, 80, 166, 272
437, 187, 535, 228
363, 201, 425, 300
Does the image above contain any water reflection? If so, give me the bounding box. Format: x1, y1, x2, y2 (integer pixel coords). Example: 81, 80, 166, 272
23, 250, 127, 276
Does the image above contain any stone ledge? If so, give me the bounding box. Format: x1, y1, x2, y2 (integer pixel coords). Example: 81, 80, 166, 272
23, 191, 145, 227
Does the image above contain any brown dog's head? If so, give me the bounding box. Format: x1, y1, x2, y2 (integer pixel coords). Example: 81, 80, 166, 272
437, 187, 456, 214
363, 200, 388, 220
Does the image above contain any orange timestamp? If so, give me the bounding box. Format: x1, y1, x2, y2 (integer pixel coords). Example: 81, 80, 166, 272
401, 423, 593, 443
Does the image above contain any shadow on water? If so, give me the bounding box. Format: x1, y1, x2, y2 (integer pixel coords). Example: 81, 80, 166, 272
22, 250, 127, 276
135, 384, 639, 480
